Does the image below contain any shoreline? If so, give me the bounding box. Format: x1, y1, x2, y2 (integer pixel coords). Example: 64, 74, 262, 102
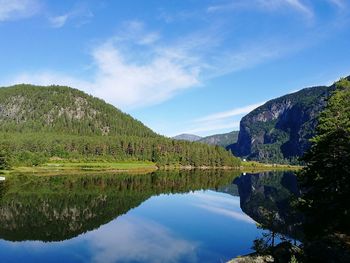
1, 161, 301, 177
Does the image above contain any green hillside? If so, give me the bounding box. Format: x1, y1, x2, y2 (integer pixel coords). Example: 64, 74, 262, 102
0, 84, 240, 167
0, 84, 155, 137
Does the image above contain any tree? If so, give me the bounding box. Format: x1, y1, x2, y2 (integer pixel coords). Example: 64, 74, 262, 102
298, 78, 350, 238
0, 151, 10, 170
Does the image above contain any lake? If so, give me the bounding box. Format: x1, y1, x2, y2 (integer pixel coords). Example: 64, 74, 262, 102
0, 170, 300, 263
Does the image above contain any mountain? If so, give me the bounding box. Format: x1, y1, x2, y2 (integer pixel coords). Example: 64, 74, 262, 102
173, 131, 239, 148
0, 84, 240, 167
0, 85, 155, 137
172, 133, 202, 142
228, 77, 350, 163
199, 131, 239, 147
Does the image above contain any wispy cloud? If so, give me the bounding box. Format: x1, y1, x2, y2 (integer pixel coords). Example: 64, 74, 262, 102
9, 22, 200, 109
207, 0, 313, 19
87, 216, 198, 263
4, 0, 346, 111
284, 0, 313, 18
195, 102, 265, 123
196, 204, 256, 224
328, 0, 346, 9
49, 14, 68, 28
172, 102, 264, 136
192, 191, 256, 224
0, 0, 40, 22
48, 5, 93, 28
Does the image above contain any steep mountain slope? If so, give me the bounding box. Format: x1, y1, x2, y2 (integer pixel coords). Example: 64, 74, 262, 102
172, 134, 202, 142
199, 131, 239, 147
0, 84, 240, 167
229, 77, 350, 163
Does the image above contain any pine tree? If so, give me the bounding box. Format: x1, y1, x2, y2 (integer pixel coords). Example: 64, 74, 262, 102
298, 78, 350, 238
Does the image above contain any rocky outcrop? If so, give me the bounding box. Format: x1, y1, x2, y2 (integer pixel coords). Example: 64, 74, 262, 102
228, 79, 345, 163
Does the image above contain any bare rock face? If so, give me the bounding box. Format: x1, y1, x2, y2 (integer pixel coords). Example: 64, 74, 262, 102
229, 83, 338, 163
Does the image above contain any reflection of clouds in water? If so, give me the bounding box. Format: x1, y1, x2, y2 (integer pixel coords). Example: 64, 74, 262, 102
192, 191, 240, 206
192, 191, 256, 224
196, 204, 256, 224
86, 216, 198, 263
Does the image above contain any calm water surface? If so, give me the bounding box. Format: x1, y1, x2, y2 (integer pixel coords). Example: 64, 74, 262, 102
0, 170, 299, 263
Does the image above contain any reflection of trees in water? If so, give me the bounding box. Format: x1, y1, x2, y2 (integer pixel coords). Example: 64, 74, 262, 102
231, 171, 302, 262
233, 171, 302, 241
0, 169, 240, 242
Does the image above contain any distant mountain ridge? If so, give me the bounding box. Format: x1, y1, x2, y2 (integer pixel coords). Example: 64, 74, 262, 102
173, 131, 239, 148
199, 131, 238, 147
172, 134, 202, 142
228, 76, 350, 163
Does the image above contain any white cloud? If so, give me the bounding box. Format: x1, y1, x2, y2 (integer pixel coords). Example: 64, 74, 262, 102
284, 0, 313, 18
196, 102, 265, 123
49, 14, 68, 28
0, 0, 40, 21
328, 0, 346, 8
196, 204, 256, 224
90, 42, 200, 109
9, 28, 200, 109
208, 0, 313, 19
192, 191, 256, 224
3, 6, 326, 112
172, 102, 264, 136
86, 216, 198, 263
48, 5, 94, 29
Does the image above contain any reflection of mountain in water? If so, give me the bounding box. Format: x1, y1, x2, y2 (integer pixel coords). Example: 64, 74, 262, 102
0, 170, 239, 242
233, 171, 302, 239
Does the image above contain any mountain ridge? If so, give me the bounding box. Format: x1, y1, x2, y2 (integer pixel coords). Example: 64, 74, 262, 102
228, 76, 350, 163
173, 131, 239, 148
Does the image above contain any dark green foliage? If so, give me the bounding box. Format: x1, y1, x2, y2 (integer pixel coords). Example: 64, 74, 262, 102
0, 85, 240, 167
0, 84, 155, 137
0, 152, 9, 170
298, 78, 350, 239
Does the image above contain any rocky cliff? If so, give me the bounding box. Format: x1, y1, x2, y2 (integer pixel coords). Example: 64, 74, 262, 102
228, 77, 350, 163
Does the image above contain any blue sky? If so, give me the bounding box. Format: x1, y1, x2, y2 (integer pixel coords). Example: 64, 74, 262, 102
1, 0, 350, 137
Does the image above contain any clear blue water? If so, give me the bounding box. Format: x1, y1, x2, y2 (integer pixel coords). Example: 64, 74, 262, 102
0, 170, 298, 263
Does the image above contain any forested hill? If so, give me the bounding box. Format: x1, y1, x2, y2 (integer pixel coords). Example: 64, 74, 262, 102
0, 84, 156, 137
229, 76, 350, 164
0, 84, 240, 167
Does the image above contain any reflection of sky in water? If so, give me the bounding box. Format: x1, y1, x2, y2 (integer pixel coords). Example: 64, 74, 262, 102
0, 190, 262, 263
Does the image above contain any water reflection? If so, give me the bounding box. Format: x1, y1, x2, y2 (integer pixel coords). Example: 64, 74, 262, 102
87, 216, 198, 263
0, 170, 238, 242
0, 170, 301, 262
233, 171, 302, 240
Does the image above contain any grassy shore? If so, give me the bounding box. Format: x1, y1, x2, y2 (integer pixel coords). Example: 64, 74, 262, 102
8, 161, 158, 176
240, 161, 302, 173
0, 160, 302, 177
